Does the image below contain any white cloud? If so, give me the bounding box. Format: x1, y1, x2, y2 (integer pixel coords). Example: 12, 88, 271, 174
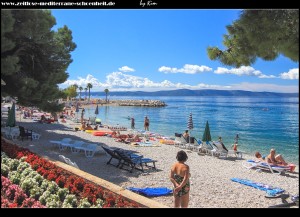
279, 68, 299, 80
118, 66, 135, 72
61, 69, 298, 93
158, 64, 212, 74
62, 74, 105, 88
229, 82, 298, 93
214, 66, 276, 78
61, 72, 227, 91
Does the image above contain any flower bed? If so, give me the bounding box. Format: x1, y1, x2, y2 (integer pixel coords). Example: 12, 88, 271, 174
1, 139, 140, 208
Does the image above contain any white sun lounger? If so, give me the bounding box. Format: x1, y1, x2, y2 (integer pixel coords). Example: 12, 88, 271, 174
242, 160, 289, 175
49, 138, 72, 148
73, 143, 105, 158
59, 140, 86, 152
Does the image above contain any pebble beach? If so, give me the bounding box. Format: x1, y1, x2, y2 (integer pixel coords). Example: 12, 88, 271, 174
4, 110, 299, 208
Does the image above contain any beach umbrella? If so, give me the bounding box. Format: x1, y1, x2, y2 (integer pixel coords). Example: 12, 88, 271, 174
187, 112, 194, 143
6, 103, 16, 127
202, 121, 211, 143
75, 103, 79, 113
95, 104, 99, 115
75, 103, 79, 121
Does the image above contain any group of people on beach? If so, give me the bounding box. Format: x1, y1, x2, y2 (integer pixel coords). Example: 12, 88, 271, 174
255, 149, 296, 172
111, 130, 142, 143
129, 116, 150, 131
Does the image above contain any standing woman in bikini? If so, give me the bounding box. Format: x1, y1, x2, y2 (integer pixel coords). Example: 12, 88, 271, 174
170, 150, 191, 208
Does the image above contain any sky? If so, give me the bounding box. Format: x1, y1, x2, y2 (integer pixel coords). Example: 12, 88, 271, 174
51, 9, 299, 93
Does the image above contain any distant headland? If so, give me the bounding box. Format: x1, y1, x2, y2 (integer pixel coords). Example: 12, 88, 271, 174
90, 89, 298, 97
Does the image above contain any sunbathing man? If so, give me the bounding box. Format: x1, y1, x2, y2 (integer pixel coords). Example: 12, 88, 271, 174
266, 149, 288, 165
265, 149, 295, 172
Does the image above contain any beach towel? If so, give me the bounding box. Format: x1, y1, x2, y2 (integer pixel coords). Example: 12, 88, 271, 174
231, 178, 285, 196
131, 142, 160, 147
127, 187, 172, 197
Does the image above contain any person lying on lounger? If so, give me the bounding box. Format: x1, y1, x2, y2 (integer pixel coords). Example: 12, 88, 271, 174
255, 152, 266, 162
256, 149, 295, 172
266, 149, 288, 165
85, 124, 93, 130
125, 134, 141, 143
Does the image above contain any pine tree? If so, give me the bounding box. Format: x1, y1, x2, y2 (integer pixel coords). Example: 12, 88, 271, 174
1, 10, 77, 112
207, 9, 299, 67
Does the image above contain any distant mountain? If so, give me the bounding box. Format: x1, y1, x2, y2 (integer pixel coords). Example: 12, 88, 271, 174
90, 89, 298, 97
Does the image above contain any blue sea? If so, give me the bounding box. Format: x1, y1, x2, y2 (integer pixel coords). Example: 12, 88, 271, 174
82, 95, 299, 164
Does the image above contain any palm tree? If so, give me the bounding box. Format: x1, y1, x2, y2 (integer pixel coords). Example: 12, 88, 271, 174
87, 83, 93, 102
104, 89, 109, 103
79, 86, 83, 101
84, 87, 88, 101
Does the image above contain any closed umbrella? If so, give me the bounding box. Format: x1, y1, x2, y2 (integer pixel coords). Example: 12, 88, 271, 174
187, 112, 194, 143
95, 104, 99, 115
202, 121, 212, 144
75, 103, 79, 122
6, 103, 16, 127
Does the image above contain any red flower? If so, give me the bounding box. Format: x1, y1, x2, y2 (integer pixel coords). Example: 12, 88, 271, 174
1, 139, 141, 208
8, 203, 18, 208
55, 176, 66, 188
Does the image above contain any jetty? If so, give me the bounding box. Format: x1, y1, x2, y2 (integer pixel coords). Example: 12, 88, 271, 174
112, 99, 166, 107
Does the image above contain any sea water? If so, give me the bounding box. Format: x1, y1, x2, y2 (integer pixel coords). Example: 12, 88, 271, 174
83, 95, 299, 164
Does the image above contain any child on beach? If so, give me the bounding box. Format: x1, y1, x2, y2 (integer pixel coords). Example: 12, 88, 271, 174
131, 117, 135, 129
232, 142, 238, 151
170, 150, 191, 208
144, 116, 150, 131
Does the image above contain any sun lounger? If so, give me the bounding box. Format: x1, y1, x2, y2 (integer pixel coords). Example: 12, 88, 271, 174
228, 150, 245, 159
185, 138, 202, 152
198, 141, 216, 156
102, 146, 123, 167
49, 138, 72, 148
242, 160, 289, 175
73, 143, 105, 158
174, 133, 188, 149
212, 141, 228, 158
58, 140, 85, 151
114, 149, 157, 173
101, 146, 140, 168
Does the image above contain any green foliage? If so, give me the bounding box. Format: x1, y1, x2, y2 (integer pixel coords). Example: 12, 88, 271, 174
207, 9, 299, 67
8, 171, 22, 185
1, 10, 76, 112
1, 164, 9, 177
62, 194, 78, 208
78, 198, 91, 208
57, 188, 69, 202
8, 158, 20, 170
63, 85, 78, 99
